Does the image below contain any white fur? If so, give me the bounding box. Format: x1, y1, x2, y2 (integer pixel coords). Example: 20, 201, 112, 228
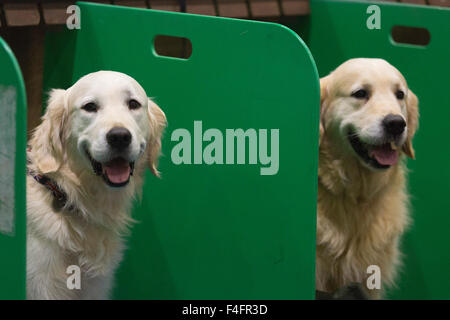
317, 59, 419, 299
26, 71, 167, 299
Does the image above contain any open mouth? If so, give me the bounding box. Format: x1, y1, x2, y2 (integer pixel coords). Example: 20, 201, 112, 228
347, 129, 399, 170
85, 148, 135, 188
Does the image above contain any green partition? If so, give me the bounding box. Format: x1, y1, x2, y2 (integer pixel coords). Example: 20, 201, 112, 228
44, 2, 319, 299
0, 37, 27, 299
307, 0, 450, 299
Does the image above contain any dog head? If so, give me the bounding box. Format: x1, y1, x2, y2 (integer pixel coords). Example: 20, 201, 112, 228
30, 71, 167, 188
319, 58, 419, 170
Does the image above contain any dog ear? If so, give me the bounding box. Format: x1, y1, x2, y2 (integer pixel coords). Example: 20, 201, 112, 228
29, 89, 67, 174
402, 89, 419, 159
319, 75, 331, 147
147, 99, 167, 177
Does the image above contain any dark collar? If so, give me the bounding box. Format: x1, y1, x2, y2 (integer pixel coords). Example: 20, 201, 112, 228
28, 169, 76, 211
28, 170, 67, 203
27, 148, 74, 211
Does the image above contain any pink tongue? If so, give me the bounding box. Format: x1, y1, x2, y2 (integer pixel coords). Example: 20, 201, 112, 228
104, 161, 131, 184
370, 145, 398, 166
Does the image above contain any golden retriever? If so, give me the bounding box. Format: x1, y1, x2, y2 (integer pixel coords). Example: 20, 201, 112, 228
26, 71, 166, 299
316, 58, 419, 299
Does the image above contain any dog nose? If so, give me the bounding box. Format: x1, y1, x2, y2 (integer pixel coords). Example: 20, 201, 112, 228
106, 127, 132, 150
382, 114, 406, 136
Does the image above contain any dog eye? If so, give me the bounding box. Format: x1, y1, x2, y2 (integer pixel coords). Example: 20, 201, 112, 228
81, 102, 98, 113
396, 90, 405, 100
128, 99, 141, 110
351, 89, 369, 99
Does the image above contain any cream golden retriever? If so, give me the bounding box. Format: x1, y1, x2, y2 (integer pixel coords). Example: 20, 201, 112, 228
26, 71, 166, 299
316, 58, 419, 299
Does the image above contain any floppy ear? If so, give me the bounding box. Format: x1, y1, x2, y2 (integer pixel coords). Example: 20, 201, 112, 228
319, 75, 331, 147
29, 89, 67, 174
147, 99, 167, 177
402, 89, 419, 159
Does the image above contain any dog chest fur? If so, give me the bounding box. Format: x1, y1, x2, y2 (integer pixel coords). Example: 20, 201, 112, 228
316, 149, 411, 298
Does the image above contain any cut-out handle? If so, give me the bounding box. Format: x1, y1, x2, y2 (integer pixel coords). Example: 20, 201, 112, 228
391, 25, 430, 47
154, 35, 192, 60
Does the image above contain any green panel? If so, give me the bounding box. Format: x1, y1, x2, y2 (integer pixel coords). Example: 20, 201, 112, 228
46, 2, 320, 299
0, 37, 27, 299
42, 29, 77, 111
307, 0, 450, 299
